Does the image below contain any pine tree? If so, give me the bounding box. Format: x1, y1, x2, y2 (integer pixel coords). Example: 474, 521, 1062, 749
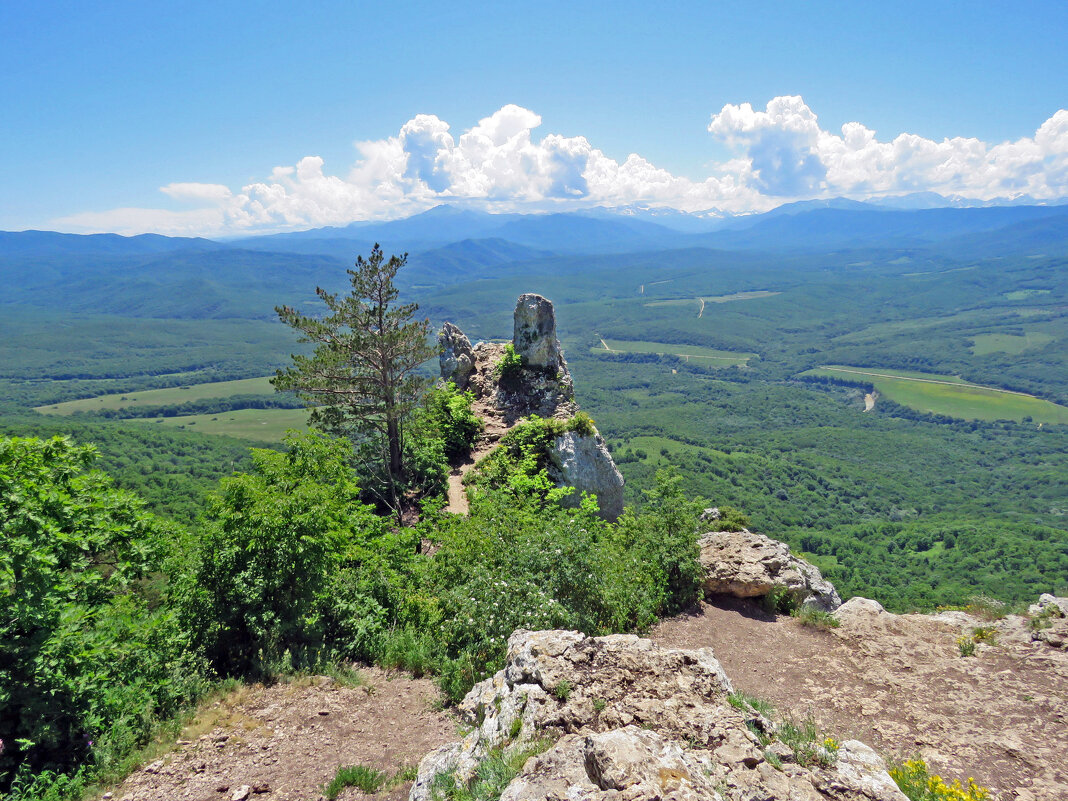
273, 244, 436, 518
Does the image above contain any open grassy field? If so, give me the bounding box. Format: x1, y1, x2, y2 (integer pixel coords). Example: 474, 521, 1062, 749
37, 377, 275, 415
591, 338, 755, 366
802, 365, 1068, 424
644, 290, 780, 309
971, 332, 1055, 355
703, 290, 781, 303
130, 407, 308, 442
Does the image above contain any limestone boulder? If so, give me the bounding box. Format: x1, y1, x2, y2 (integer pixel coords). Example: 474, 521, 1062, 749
410, 629, 905, 801
549, 430, 625, 522
1029, 593, 1068, 618
1029, 594, 1068, 650
513, 293, 564, 371
699, 530, 842, 612
438, 321, 476, 390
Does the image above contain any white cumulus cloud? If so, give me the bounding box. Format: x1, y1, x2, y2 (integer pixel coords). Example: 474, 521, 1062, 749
51, 98, 1068, 236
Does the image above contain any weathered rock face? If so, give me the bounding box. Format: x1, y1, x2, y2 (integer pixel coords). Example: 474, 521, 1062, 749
1029, 594, 1068, 650
549, 430, 625, 522
513, 293, 564, 371
410, 629, 905, 801
699, 530, 842, 612
437, 326, 575, 421
438, 321, 476, 390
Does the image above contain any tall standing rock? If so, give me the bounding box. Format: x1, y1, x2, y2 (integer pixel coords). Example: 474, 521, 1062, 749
439, 321, 476, 390
513, 293, 564, 371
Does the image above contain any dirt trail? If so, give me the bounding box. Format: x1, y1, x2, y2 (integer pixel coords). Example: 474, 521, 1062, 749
445, 398, 511, 515
698, 297, 705, 318
652, 598, 1068, 801
103, 668, 455, 801
864, 391, 877, 411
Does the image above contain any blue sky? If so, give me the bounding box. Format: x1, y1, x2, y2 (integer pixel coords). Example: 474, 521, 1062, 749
2, 0, 1066, 235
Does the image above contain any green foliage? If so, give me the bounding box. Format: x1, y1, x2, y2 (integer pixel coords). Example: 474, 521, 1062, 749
0, 417, 254, 524
727, 692, 775, 718
791, 606, 841, 630
179, 431, 387, 677
324, 764, 387, 799
552, 681, 572, 702
0, 436, 205, 795
420, 382, 484, 461
890, 758, 990, 800
322, 468, 703, 705
703, 506, 750, 532
726, 692, 838, 769
493, 344, 524, 382
466, 413, 608, 509
431, 740, 552, 801
774, 719, 839, 769
956, 636, 976, 657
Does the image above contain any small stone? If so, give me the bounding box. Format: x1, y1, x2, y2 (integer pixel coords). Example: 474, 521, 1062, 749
231, 785, 252, 801
766, 741, 796, 763
317, 709, 330, 716
252, 783, 271, 794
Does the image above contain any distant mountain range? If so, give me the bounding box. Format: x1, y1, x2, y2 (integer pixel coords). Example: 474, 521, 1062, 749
230, 200, 1068, 256
3, 199, 1066, 320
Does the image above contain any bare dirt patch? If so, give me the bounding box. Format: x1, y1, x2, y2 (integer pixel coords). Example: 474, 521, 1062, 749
651, 598, 1068, 801
103, 669, 455, 801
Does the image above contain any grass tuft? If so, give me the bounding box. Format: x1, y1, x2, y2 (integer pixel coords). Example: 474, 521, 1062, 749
792, 606, 841, 630
324, 764, 387, 799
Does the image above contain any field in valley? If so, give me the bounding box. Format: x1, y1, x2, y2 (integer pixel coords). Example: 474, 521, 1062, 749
36, 376, 276, 414
131, 407, 308, 441
802, 365, 1068, 424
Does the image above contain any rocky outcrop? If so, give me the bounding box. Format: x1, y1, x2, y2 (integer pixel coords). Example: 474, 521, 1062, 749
513, 293, 564, 371
438, 322, 476, 390
699, 530, 843, 612
410, 629, 906, 801
1029, 594, 1068, 650
549, 430, 625, 521
438, 294, 624, 520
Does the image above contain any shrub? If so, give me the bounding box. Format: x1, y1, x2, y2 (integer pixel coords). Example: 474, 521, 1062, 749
703, 505, 751, 532
889, 758, 990, 800
493, 344, 524, 381
792, 606, 841, 630
0, 436, 205, 795
422, 382, 484, 461
179, 431, 387, 677
957, 636, 976, 657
